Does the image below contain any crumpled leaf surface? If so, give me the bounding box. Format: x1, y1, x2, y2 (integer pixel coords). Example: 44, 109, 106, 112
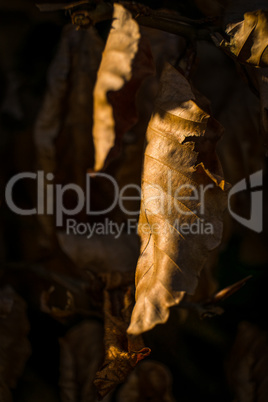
94, 281, 150, 399
128, 63, 229, 336
93, 3, 155, 171
59, 320, 111, 402
34, 24, 104, 249
222, 9, 268, 67
0, 287, 31, 400
117, 360, 176, 402
112, 26, 186, 218
192, 38, 268, 265
226, 321, 268, 402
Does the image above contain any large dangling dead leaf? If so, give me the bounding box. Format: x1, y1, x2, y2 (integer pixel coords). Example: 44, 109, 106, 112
220, 10, 268, 67
127, 63, 229, 336
0, 287, 31, 400
93, 3, 155, 171
226, 321, 268, 402
112, 27, 186, 216
94, 281, 150, 399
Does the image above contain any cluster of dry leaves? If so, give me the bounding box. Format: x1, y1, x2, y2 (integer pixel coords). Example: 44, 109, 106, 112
1, 0, 268, 401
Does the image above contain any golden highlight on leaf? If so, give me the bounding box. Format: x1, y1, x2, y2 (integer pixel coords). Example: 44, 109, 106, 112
93, 3, 155, 171
223, 10, 268, 67
94, 285, 150, 399
127, 63, 229, 336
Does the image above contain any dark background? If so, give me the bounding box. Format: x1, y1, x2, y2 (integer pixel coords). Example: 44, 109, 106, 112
0, 1, 268, 401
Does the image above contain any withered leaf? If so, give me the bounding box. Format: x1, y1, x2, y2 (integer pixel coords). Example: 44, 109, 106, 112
0, 287, 31, 399
207, 275, 252, 304
112, 27, 186, 220
36, 263, 104, 320
57, 232, 139, 274
94, 286, 150, 399
226, 321, 268, 402
40, 286, 76, 320
221, 10, 268, 67
98, 271, 135, 291
127, 63, 229, 336
93, 3, 155, 171
117, 360, 176, 402
181, 276, 252, 319
59, 320, 108, 402
34, 24, 104, 248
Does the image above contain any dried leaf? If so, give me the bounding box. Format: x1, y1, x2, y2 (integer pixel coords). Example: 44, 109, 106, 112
226, 321, 268, 402
223, 0, 268, 25
207, 275, 252, 304
34, 24, 104, 248
181, 276, 252, 319
0, 287, 31, 399
33, 261, 104, 320
57, 232, 140, 274
187, 251, 219, 304
117, 360, 176, 402
40, 286, 76, 319
94, 286, 150, 399
59, 320, 109, 402
93, 3, 155, 171
111, 27, 185, 221
98, 271, 135, 291
222, 10, 268, 67
128, 63, 229, 336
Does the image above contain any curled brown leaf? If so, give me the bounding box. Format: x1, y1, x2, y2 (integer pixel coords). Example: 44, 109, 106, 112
40, 286, 76, 319
128, 63, 229, 336
34, 24, 104, 249
222, 10, 268, 67
94, 285, 150, 399
93, 3, 155, 171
